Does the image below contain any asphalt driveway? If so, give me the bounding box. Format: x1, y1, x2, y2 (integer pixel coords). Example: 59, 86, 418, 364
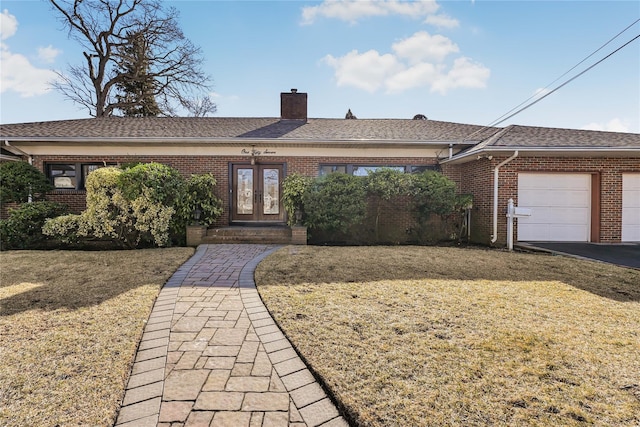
518, 242, 640, 269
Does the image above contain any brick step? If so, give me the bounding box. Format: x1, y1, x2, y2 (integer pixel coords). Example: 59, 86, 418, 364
207, 226, 290, 237
202, 235, 293, 244
202, 226, 298, 245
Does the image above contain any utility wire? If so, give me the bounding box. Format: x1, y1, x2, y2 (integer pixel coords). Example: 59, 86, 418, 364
484, 18, 639, 130
484, 35, 639, 129
464, 19, 640, 141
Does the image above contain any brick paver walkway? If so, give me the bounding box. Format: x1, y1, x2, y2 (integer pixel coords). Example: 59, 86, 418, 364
114, 244, 348, 427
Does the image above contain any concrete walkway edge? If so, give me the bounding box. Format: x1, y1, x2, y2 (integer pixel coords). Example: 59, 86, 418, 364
114, 244, 348, 427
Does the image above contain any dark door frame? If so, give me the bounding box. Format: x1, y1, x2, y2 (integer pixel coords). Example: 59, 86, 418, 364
229, 162, 287, 225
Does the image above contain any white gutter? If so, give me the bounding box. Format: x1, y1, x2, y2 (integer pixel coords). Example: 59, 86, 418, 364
0, 136, 477, 146
0, 154, 21, 162
491, 151, 518, 244
442, 146, 640, 164
4, 140, 33, 164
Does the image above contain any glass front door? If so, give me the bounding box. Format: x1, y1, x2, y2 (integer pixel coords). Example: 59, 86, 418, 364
231, 164, 285, 223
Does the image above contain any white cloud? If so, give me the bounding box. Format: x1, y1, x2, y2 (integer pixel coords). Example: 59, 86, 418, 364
1, 48, 58, 97
392, 31, 458, 64
301, 0, 439, 25
424, 13, 459, 29
0, 9, 18, 41
430, 57, 490, 94
0, 10, 59, 97
38, 45, 61, 64
323, 49, 403, 92
385, 62, 441, 92
581, 118, 630, 133
323, 32, 489, 95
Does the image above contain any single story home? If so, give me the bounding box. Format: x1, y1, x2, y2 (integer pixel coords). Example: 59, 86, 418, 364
2, 90, 639, 245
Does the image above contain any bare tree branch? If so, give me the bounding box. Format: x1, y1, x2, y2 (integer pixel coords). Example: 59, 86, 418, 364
49, 0, 216, 117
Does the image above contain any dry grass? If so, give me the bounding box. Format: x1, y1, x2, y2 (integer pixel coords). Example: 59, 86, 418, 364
0, 248, 194, 427
256, 246, 640, 427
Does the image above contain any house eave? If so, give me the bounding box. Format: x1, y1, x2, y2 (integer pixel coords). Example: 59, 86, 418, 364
441, 147, 640, 164
0, 153, 21, 162
1, 137, 475, 151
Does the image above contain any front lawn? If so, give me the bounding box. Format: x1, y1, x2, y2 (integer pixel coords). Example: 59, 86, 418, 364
256, 246, 640, 427
0, 248, 194, 426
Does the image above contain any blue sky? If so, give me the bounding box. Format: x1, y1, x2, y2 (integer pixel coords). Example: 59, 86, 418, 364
1, 0, 639, 133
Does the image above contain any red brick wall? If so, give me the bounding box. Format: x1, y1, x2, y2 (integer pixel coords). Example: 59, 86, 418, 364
0, 202, 19, 220
442, 158, 493, 244
447, 156, 640, 245
20, 154, 640, 244
32, 155, 436, 229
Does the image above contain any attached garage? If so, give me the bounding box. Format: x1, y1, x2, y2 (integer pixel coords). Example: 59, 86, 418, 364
517, 173, 591, 242
622, 173, 640, 242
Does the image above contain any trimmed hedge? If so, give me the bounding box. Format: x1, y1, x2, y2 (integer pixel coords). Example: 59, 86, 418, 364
0, 201, 69, 250
284, 169, 472, 245
0, 161, 53, 203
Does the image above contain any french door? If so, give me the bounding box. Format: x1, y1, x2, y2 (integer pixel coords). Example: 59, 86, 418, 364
231, 163, 286, 223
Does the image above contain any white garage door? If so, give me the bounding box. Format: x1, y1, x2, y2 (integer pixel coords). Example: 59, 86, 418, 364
517, 173, 591, 242
622, 174, 640, 242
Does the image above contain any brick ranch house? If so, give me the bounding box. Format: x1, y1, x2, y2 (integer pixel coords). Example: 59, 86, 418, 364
1, 90, 639, 245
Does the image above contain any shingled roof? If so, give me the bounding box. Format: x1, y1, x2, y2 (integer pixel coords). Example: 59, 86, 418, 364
442, 124, 640, 163
0, 117, 493, 143
489, 125, 640, 148
2, 117, 639, 156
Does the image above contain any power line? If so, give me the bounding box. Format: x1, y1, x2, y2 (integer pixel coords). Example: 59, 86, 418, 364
485, 35, 639, 128
485, 19, 640, 129
464, 19, 640, 141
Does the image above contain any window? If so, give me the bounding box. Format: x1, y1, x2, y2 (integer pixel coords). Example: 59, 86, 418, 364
410, 165, 439, 174
319, 164, 438, 176
49, 164, 77, 189
47, 163, 115, 190
352, 166, 404, 176
319, 165, 347, 175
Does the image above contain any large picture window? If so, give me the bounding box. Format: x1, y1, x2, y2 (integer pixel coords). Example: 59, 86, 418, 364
47, 163, 115, 190
319, 164, 438, 176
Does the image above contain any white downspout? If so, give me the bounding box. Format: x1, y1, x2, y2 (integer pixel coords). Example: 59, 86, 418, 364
491, 151, 518, 243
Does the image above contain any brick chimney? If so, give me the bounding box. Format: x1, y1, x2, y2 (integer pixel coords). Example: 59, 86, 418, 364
280, 89, 307, 121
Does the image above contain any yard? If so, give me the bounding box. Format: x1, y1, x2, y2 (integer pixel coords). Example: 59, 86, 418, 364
256, 246, 640, 427
0, 245, 638, 426
0, 248, 194, 426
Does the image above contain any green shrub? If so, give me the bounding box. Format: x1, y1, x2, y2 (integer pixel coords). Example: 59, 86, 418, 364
82, 165, 176, 248
0, 201, 68, 250
130, 188, 176, 247
43, 164, 223, 248
365, 168, 410, 241
282, 173, 312, 226
176, 173, 223, 228
82, 166, 133, 245
408, 171, 472, 243
0, 161, 53, 203
42, 214, 84, 244
303, 173, 367, 234
118, 162, 184, 205
409, 171, 458, 217
365, 168, 410, 201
